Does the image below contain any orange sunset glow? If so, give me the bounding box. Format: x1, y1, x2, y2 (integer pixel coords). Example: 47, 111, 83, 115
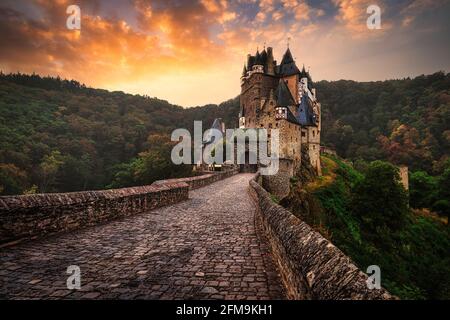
0, 0, 449, 106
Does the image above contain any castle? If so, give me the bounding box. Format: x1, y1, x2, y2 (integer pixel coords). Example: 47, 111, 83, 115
239, 46, 322, 181
197, 46, 322, 197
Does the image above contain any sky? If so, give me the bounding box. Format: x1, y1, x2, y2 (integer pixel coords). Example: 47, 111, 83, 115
0, 0, 449, 107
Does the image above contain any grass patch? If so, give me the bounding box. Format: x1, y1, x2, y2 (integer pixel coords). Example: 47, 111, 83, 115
270, 193, 280, 204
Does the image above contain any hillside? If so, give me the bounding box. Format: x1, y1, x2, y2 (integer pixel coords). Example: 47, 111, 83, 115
0, 73, 239, 194
315, 73, 450, 174
0, 72, 449, 195
281, 154, 450, 300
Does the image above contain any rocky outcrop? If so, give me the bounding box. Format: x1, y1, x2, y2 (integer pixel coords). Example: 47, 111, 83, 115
249, 173, 394, 300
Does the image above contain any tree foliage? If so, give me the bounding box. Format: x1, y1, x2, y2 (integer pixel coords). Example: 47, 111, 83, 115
304, 156, 449, 300
351, 161, 409, 239
315, 72, 450, 174
1, 71, 449, 195
0, 73, 238, 194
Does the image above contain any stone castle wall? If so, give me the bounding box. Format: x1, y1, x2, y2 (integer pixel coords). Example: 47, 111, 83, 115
249, 173, 394, 300
240, 73, 278, 127
261, 159, 293, 200
0, 170, 238, 245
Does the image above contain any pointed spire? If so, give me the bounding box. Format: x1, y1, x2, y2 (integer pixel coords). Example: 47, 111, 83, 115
261, 46, 267, 63
255, 48, 262, 65
280, 47, 294, 65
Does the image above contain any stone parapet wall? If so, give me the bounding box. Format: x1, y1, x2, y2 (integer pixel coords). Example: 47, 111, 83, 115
152, 168, 239, 190
261, 171, 291, 200
249, 173, 394, 300
0, 168, 239, 245
0, 182, 189, 245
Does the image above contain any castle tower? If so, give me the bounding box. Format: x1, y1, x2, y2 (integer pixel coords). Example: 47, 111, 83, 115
239, 45, 322, 197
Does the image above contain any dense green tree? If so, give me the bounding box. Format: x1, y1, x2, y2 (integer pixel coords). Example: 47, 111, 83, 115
295, 155, 450, 299
38, 151, 65, 193
108, 134, 193, 188
409, 171, 438, 209
434, 166, 450, 218
0, 163, 28, 195
351, 161, 409, 242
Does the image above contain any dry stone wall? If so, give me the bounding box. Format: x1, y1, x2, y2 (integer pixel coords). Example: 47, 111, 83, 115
249, 173, 395, 300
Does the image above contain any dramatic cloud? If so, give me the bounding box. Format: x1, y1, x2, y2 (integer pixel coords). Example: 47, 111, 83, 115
0, 0, 448, 106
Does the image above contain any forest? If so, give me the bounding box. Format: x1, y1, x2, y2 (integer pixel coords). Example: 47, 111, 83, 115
0, 72, 449, 217
283, 155, 449, 299
0, 72, 238, 194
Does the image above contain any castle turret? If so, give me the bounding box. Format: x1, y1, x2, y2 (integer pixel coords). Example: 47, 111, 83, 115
252, 50, 264, 73
260, 48, 267, 67
241, 65, 247, 85
266, 47, 275, 75
246, 54, 255, 71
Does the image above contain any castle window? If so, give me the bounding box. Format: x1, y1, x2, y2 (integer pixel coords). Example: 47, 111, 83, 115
269, 123, 273, 129
313, 130, 315, 137
301, 132, 306, 137
313, 145, 316, 150
276, 123, 279, 127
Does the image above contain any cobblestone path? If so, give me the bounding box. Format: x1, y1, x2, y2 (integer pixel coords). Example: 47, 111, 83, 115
0, 174, 285, 300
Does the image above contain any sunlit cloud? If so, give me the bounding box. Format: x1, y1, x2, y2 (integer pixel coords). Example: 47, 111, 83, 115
0, 0, 448, 106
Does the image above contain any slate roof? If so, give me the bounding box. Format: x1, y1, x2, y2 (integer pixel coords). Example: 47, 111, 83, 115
299, 65, 313, 90
297, 95, 317, 126
247, 55, 255, 69
203, 118, 224, 145
260, 49, 267, 64
286, 107, 300, 125
278, 48, 300, 76
211, 118, 223, 132
275, 80, 296, 107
